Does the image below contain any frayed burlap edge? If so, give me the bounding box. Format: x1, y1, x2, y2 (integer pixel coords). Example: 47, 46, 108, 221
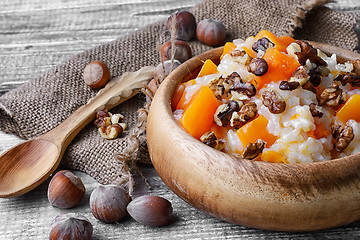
288, 0, 332, 36
112, 101, 152, 196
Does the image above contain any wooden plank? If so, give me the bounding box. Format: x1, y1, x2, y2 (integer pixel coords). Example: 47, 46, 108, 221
0, 0, 198, 93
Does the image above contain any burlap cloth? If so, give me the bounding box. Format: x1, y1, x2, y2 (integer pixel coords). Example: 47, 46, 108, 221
1, 0, 359, 188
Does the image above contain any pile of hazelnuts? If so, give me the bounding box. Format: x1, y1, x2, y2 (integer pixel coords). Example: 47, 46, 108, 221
48, 170, 172, 240
158, 11, 226, 75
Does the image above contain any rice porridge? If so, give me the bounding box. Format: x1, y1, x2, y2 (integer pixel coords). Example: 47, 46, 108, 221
172, 30, 360, 163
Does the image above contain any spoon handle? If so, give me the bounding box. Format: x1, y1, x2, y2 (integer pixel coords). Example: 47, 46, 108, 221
37, 66, 155, 149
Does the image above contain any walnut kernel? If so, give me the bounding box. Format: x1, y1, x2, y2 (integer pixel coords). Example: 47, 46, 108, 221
318, 82, 347, 107
331, 124, 354, 152
200, 131, 225, 150
95, 110, 126, 139
241, 139, 266, 160
261, 89, 286, 114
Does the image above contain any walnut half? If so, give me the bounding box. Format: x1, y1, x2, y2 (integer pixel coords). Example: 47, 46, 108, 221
200, 131, 225, 151
331, 124, 354, 152
317, 81, 347, 107
241, 139, 266, 160
230, 102, 257, 129
94, 109, 127, 139
99, 123, 124, 139
261, 89, 286, 114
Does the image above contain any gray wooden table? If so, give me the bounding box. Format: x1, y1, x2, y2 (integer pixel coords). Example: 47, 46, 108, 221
1, 0, 360, 239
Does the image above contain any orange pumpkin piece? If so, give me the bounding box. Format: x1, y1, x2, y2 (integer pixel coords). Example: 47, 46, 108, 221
336, 94, 360, 123
210, 123, 232, 140
314, 123, 331, 139
172, 83, 185, 111
254, 30, 287, 53
236, 115, 277, 148
175, 79, 197, 110
307, 122, 331, 140
253, 48, 300, 89
197, 59, 219, 77
242, 46, 257, 59
261, 150, 287, 163
180, 86, 221, 139
220, 42, 236, 60
278, 35, 296, 51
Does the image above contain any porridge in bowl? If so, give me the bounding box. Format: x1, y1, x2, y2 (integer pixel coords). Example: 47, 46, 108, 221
172, 30, 360, 164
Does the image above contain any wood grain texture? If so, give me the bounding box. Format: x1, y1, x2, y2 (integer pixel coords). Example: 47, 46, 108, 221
0, 0, 197, 94
1, 0, 360, 239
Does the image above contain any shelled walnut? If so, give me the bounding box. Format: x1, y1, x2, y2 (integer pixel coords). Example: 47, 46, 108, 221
200, 131, 225, 150
94, 109, 127, 139
241, 139, 266, 160
214, 100, 240, 127
318, 81, 347, 107
261, 89, 286, 114
230, 102, 257, 128
229, 49, 252, 65
331, 124, 354, 152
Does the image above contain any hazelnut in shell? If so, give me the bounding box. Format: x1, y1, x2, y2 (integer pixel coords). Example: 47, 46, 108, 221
166, 10, 196, 41
47, 170, 85, 209
49, 213, 93, 240
83, 60, 111, 89
196, 19, 226, 47
155, 59, 181, 77
89, 184, 131, 223
160, 40, 192, 63
127, 195, 173, 227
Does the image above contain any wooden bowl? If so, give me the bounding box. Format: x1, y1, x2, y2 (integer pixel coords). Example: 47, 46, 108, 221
146, 42, 360, 232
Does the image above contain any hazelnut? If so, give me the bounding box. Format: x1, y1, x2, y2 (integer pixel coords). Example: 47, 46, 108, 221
252, 37, 275, 53
150, 60, 182, 97
83, 60, 111, 89
127, 195, 173, 227
49, 213, 93, 240
166, 10, 196, 41
247, 58, 268, 76
155, 59, 181, 77
196, 19, 226, 47
89, 184, 131, 223
47, 170, 85, 209
160, 40, 192, 63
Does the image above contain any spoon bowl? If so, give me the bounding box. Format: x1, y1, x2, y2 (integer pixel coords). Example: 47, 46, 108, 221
0, 139, 59, 197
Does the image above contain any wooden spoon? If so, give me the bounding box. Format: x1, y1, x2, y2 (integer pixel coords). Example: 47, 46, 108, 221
0, 66, 155, 198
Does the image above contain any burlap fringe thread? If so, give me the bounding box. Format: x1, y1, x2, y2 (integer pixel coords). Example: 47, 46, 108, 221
112, 68, 171, 196
289, 0, 331, 36
110, 14, 181, 196
111, 100, 151, 196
